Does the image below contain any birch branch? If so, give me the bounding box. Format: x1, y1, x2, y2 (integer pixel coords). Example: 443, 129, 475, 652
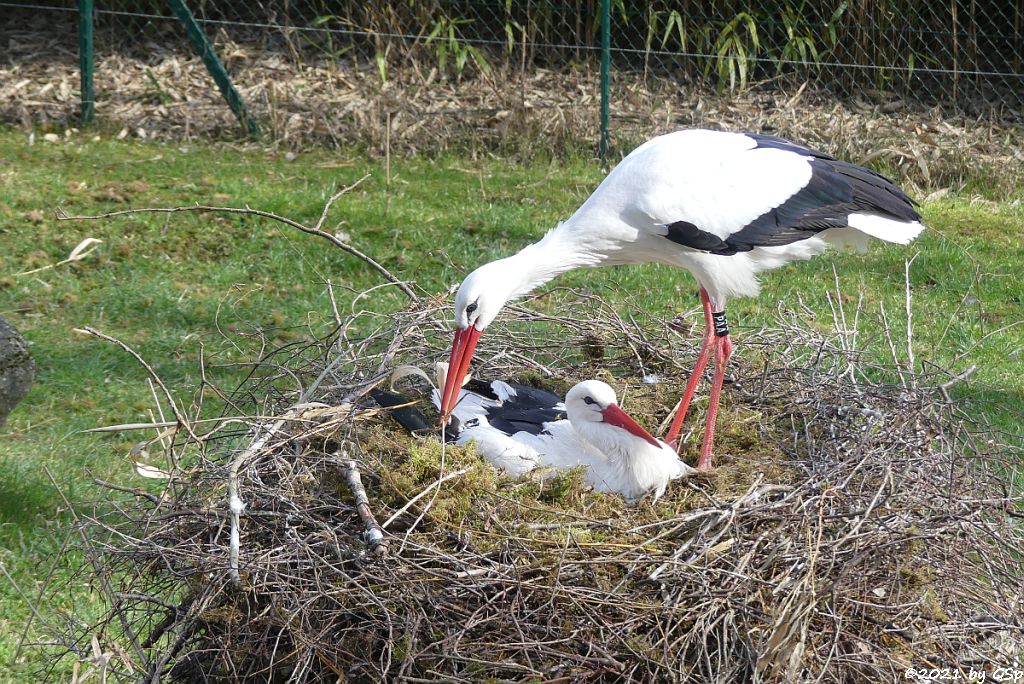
340, 453, 389, 557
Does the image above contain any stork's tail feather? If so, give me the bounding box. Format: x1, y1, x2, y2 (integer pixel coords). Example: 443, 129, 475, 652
434, 361, 450, 395
847, 213, 925, 245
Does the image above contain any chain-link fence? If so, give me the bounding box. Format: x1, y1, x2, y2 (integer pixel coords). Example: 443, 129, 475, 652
2, 1, 1022, 150
81, 1, 1024, 96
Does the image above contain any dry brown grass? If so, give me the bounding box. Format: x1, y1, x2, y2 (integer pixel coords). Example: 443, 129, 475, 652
41, 281, 1024, 682
3, 22, 1023, 194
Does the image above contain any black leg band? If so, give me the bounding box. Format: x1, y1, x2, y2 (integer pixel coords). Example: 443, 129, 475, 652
711, 310, 729, 337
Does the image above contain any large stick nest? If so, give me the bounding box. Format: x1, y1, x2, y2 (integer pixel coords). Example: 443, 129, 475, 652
57, 288, 1022, 682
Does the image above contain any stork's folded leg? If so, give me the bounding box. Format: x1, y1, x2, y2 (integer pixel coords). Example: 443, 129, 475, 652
665, 288, 715, 447
697, 332, 733, 470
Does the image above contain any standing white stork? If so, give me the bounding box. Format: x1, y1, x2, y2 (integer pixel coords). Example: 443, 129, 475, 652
439, 129, 925, 469
432, 369, 692, 502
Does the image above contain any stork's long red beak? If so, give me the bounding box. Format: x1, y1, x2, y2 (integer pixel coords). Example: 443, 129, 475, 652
439, 325, 482, 425
601, 403, 662, 448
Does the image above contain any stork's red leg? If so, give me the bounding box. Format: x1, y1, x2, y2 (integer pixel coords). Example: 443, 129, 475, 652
697, 332, 733, 470
664, 288, 715, 447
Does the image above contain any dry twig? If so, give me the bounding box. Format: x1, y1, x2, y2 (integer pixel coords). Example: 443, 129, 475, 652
340, 453, 389, 556
56, 175, 418, 301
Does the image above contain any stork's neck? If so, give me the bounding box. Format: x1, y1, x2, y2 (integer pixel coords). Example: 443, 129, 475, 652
500, 225, 605, 300
573, 421, 681, 499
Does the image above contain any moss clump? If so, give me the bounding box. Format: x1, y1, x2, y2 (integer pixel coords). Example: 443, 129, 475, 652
899, 562, 936, 588
918, 590, 951, 622
580, 329, 607, 362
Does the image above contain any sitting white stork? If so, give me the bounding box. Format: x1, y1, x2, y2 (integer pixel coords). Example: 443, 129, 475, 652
374, 368, 692, 502
434, 370, 692, 502
438, 129, 925, 469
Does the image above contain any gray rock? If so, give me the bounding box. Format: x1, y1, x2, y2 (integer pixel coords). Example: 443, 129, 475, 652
0, 315, 35, 428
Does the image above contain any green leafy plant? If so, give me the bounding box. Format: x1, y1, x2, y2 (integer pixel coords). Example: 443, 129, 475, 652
300, 14, 352, 70
143, 67, 172, 105
502, 0, 526, 65
425, 16, 492, 81
661, 9, 689, 51
644, 9, 685, 59
825, 1, 849, 49
906, 49, 940, 81
645, 8, 713, 79
643, 7, 664, 78
708, 12, 761, 92
589, 0, 631, 39
777, 1, 821, 74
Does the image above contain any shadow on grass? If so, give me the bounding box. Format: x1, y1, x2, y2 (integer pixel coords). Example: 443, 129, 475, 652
952, 384, 1024, 452
0, 453, 58, 523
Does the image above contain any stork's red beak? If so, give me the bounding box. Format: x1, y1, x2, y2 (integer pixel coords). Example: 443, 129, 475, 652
601, 403, 662, 448
439, 325, 482, 425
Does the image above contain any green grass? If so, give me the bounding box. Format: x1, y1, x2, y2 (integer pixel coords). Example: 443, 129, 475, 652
1, 127, 1022, 679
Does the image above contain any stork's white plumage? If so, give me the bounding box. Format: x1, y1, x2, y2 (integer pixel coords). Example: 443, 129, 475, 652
434, 366, 692, 502
440, 130, 925, 469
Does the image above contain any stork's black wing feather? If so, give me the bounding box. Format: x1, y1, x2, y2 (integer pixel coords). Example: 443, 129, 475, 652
370, 388, 448, 440
502, 383, 564, 409
663, 134, 921, 256
744, 133, 835, 159
484, 405, 567, 436
461, 378, 566, 436
463, 378, 563, 408
462, 378, 499, 400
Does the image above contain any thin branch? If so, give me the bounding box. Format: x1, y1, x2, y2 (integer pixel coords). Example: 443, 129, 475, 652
952, 319, 1024, 363
877, 303, 908, 389
904, 253, 919, 385
939, 364, 978, 401
56, 175, 418, 301
381, 468, 471, 530
93, 479, 163, 505
325, 279, 343, 329
43, 466, 150, 671
73, 327, 200, 443
1, 558, 63, 660
226, 407, 302, 585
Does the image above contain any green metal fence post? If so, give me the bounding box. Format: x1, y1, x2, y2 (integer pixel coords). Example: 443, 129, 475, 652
166, 0, 260, 138
599, 0, 611, 162
79, 0, 95, 125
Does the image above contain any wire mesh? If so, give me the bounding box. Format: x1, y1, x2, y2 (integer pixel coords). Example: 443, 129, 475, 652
1, 1, 1022, 140
78, 1, 1024, 97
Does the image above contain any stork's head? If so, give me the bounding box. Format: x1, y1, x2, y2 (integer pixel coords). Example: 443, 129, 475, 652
564, 380, 662, 449
453, 262, 513, 331
439, 260, 519, 424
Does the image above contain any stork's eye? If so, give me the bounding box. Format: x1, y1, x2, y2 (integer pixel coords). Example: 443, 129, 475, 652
466, 301, 478, 316
583, 396, 596, 405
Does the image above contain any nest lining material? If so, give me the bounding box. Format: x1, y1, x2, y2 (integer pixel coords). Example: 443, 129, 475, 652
60, 288, 1022, 683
